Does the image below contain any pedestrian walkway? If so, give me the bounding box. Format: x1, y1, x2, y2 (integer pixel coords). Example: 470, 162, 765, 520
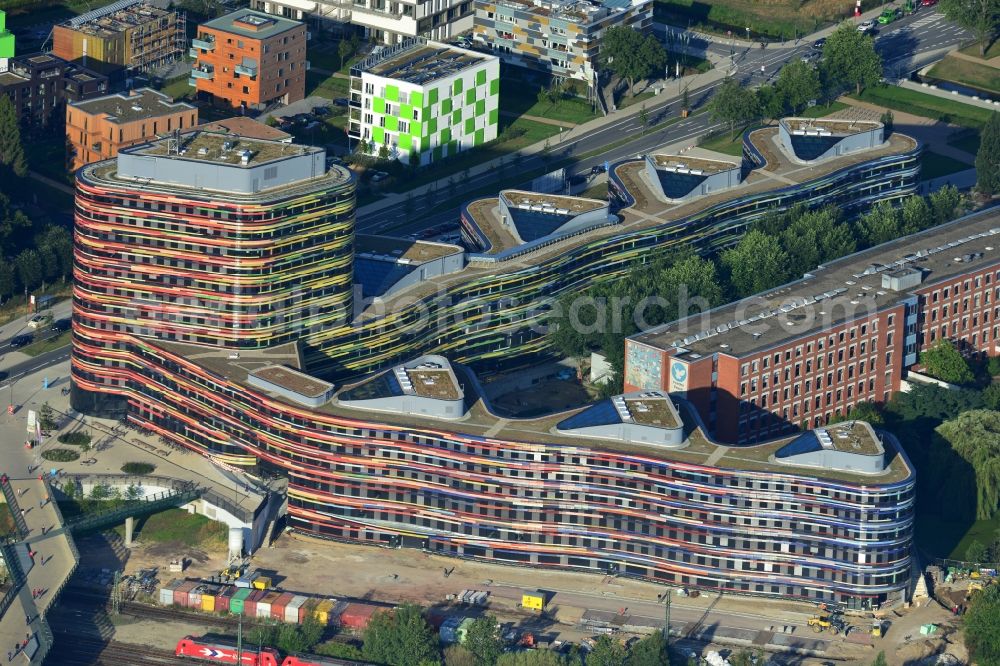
26, 171, 73, 197
0, 475, 78, 665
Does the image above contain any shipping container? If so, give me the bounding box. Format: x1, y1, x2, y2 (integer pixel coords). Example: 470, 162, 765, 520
257, 591, 281, 619
173, 581, 197, 607
188, 587, 203, 610
272, 592, 295, 622
201, 586, 217, 613
159, 579, 183, 606
245, 589, 266, 618
286, 595, 307, 624
339, 602, 381, 631
235, 575, 253, 589
313, 599, 334, 625
216, 586, 234, 614
230, 587, 252, 615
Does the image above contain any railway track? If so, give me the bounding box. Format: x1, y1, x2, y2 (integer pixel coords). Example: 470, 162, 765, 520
62, 587, 246, 628
44, 635, 184, 665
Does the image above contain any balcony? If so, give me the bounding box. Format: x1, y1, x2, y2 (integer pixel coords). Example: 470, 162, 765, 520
235, 61, 258, 77
188, 47, 200, 58
190, 65, 214, 81
192, 36, 216, 51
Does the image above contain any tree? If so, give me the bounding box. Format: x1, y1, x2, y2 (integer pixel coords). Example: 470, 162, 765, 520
600, 26, 666, 97
779, 207, 855, 277
721, 229, 790, 297
755, 85, 784, 122
628, 630, 668, 666
774, 60, 820, 114
977, 112, 1000, 195
920, 339, 975, 385
708, 78, 759, 138
0, 95, 27, 177
731, 649, 764, 666
338, 38, 355, 70
821, 23, 883, 95
496, 652, 572, 666
854, 201, 901, 247
0, 263, 14, 302
985, 383, 1000, 410
966, 539, 989, 564
14, 249, 42, 293
900, 195, 933, 234
939, 0, 1000, 56
681, 85, 690, 112
444, 646, 477, 666
964, 583, 1000, 663
39, 403, 57, 432
464, 616, 503, 666
362, 604, 440, 666
843, 401, 884, 426
929, 184, 963, 224
639, 104, 649, 129
937, 410, 1000, 519
586, 636, 626, 666
880, 110, 894, 134
871, 651, 888, 666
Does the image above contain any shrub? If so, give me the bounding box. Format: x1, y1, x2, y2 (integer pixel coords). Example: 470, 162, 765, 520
57, 431, 92, 447
121, 462, 155, 475
41, 448, 80, 462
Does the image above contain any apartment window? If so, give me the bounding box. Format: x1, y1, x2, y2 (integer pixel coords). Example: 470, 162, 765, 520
243, 85, 250, 94
237, 40, 244, 48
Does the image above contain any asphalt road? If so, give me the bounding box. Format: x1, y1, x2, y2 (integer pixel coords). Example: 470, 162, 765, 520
359, 9, 971, 238
0, 346, 71, 393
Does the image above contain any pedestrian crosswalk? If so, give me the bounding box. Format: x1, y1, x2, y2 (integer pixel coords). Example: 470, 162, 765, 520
910, 13, 943, 29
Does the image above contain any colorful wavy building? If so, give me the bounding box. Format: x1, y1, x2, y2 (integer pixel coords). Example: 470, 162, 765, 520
70, 120, 925, 606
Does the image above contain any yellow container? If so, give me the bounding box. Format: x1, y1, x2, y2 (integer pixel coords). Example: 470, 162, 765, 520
252, 576, 272, 591
521, 592, 545, 611
202, 594, 216, 613
314, 599, 334, 625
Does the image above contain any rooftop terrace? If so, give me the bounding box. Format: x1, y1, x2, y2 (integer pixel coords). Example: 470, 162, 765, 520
633, 207, 1000, 358
495, 0, 642, 22
133, 130, 317, 166
250, 365, 334, 399
151, 339, 911, 484
201, 9, 302, 40
70, 88, 194, 124
61, 0, 175, 37
651, 154, 738, 175
353, 39, 493, 86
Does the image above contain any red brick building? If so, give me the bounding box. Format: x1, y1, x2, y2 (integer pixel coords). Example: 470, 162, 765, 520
625, 209, 1000, 444
190, 9, 306, 111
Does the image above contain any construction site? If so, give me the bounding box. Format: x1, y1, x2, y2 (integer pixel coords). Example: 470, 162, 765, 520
51, 0, 185, 75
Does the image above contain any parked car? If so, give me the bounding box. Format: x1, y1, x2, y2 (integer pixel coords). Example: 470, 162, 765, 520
371, 171, 390, 183
812, 37, 826, 50
10, 334, 33, 348
800, 50, 820, 63
27, 314, 46, 329
878, 7, 902, 23
590, 164, 606, 175
920, 0, 937, 5
50, 318, 71, 333
857, 19, 877, 33
332, 98, 350, 107
313, 105, 331, 116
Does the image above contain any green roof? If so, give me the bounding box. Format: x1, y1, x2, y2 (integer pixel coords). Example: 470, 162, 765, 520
201, 9, 302, 40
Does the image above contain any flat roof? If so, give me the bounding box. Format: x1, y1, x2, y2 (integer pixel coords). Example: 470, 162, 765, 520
355, 40, 493, 86
651, 154, 738, 175
251, 365, 333, 399
201, 9, 303, 40
405, 368, 461, 400
502, 190, 606, 214
70, 88, 194, 124
200, 117, 292, 142
357, 234, 461, 263
61, 1, 175, 37
624, 396, 679, 428
822, 421, 882, 455
780, 117, 882, 137
132, 130, 319, 167
495, 0, 640, 22
632, 207, 1000, 357
0, 71, 23, 86
150, 339, 911, 484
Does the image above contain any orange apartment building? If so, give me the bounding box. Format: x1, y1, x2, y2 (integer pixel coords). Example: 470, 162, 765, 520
190, 9, 307, 112
66, 88, 196, 170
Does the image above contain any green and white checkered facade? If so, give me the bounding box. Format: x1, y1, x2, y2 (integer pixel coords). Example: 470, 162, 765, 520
351, 50, 499, 166
0, 10, 15, 65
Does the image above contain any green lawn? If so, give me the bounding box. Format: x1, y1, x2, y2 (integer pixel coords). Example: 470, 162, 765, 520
928, 56, 1000, 96
797, 101, 848, 119
652, 0, 882, 40
581, 182, 609, 199
499, 82, 599, 125
917, 511, 1000, 561
959, 40, 1000, 60
160, 75, 194, 102
306, 71, 350, 100
850, 85, 995, 129
308, 46, 363, 76
920, 150, 973, 181
948, 130, 981, 156
20, 330, 71, 357
127, 508, 229, 549
698, 130, 746, 156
